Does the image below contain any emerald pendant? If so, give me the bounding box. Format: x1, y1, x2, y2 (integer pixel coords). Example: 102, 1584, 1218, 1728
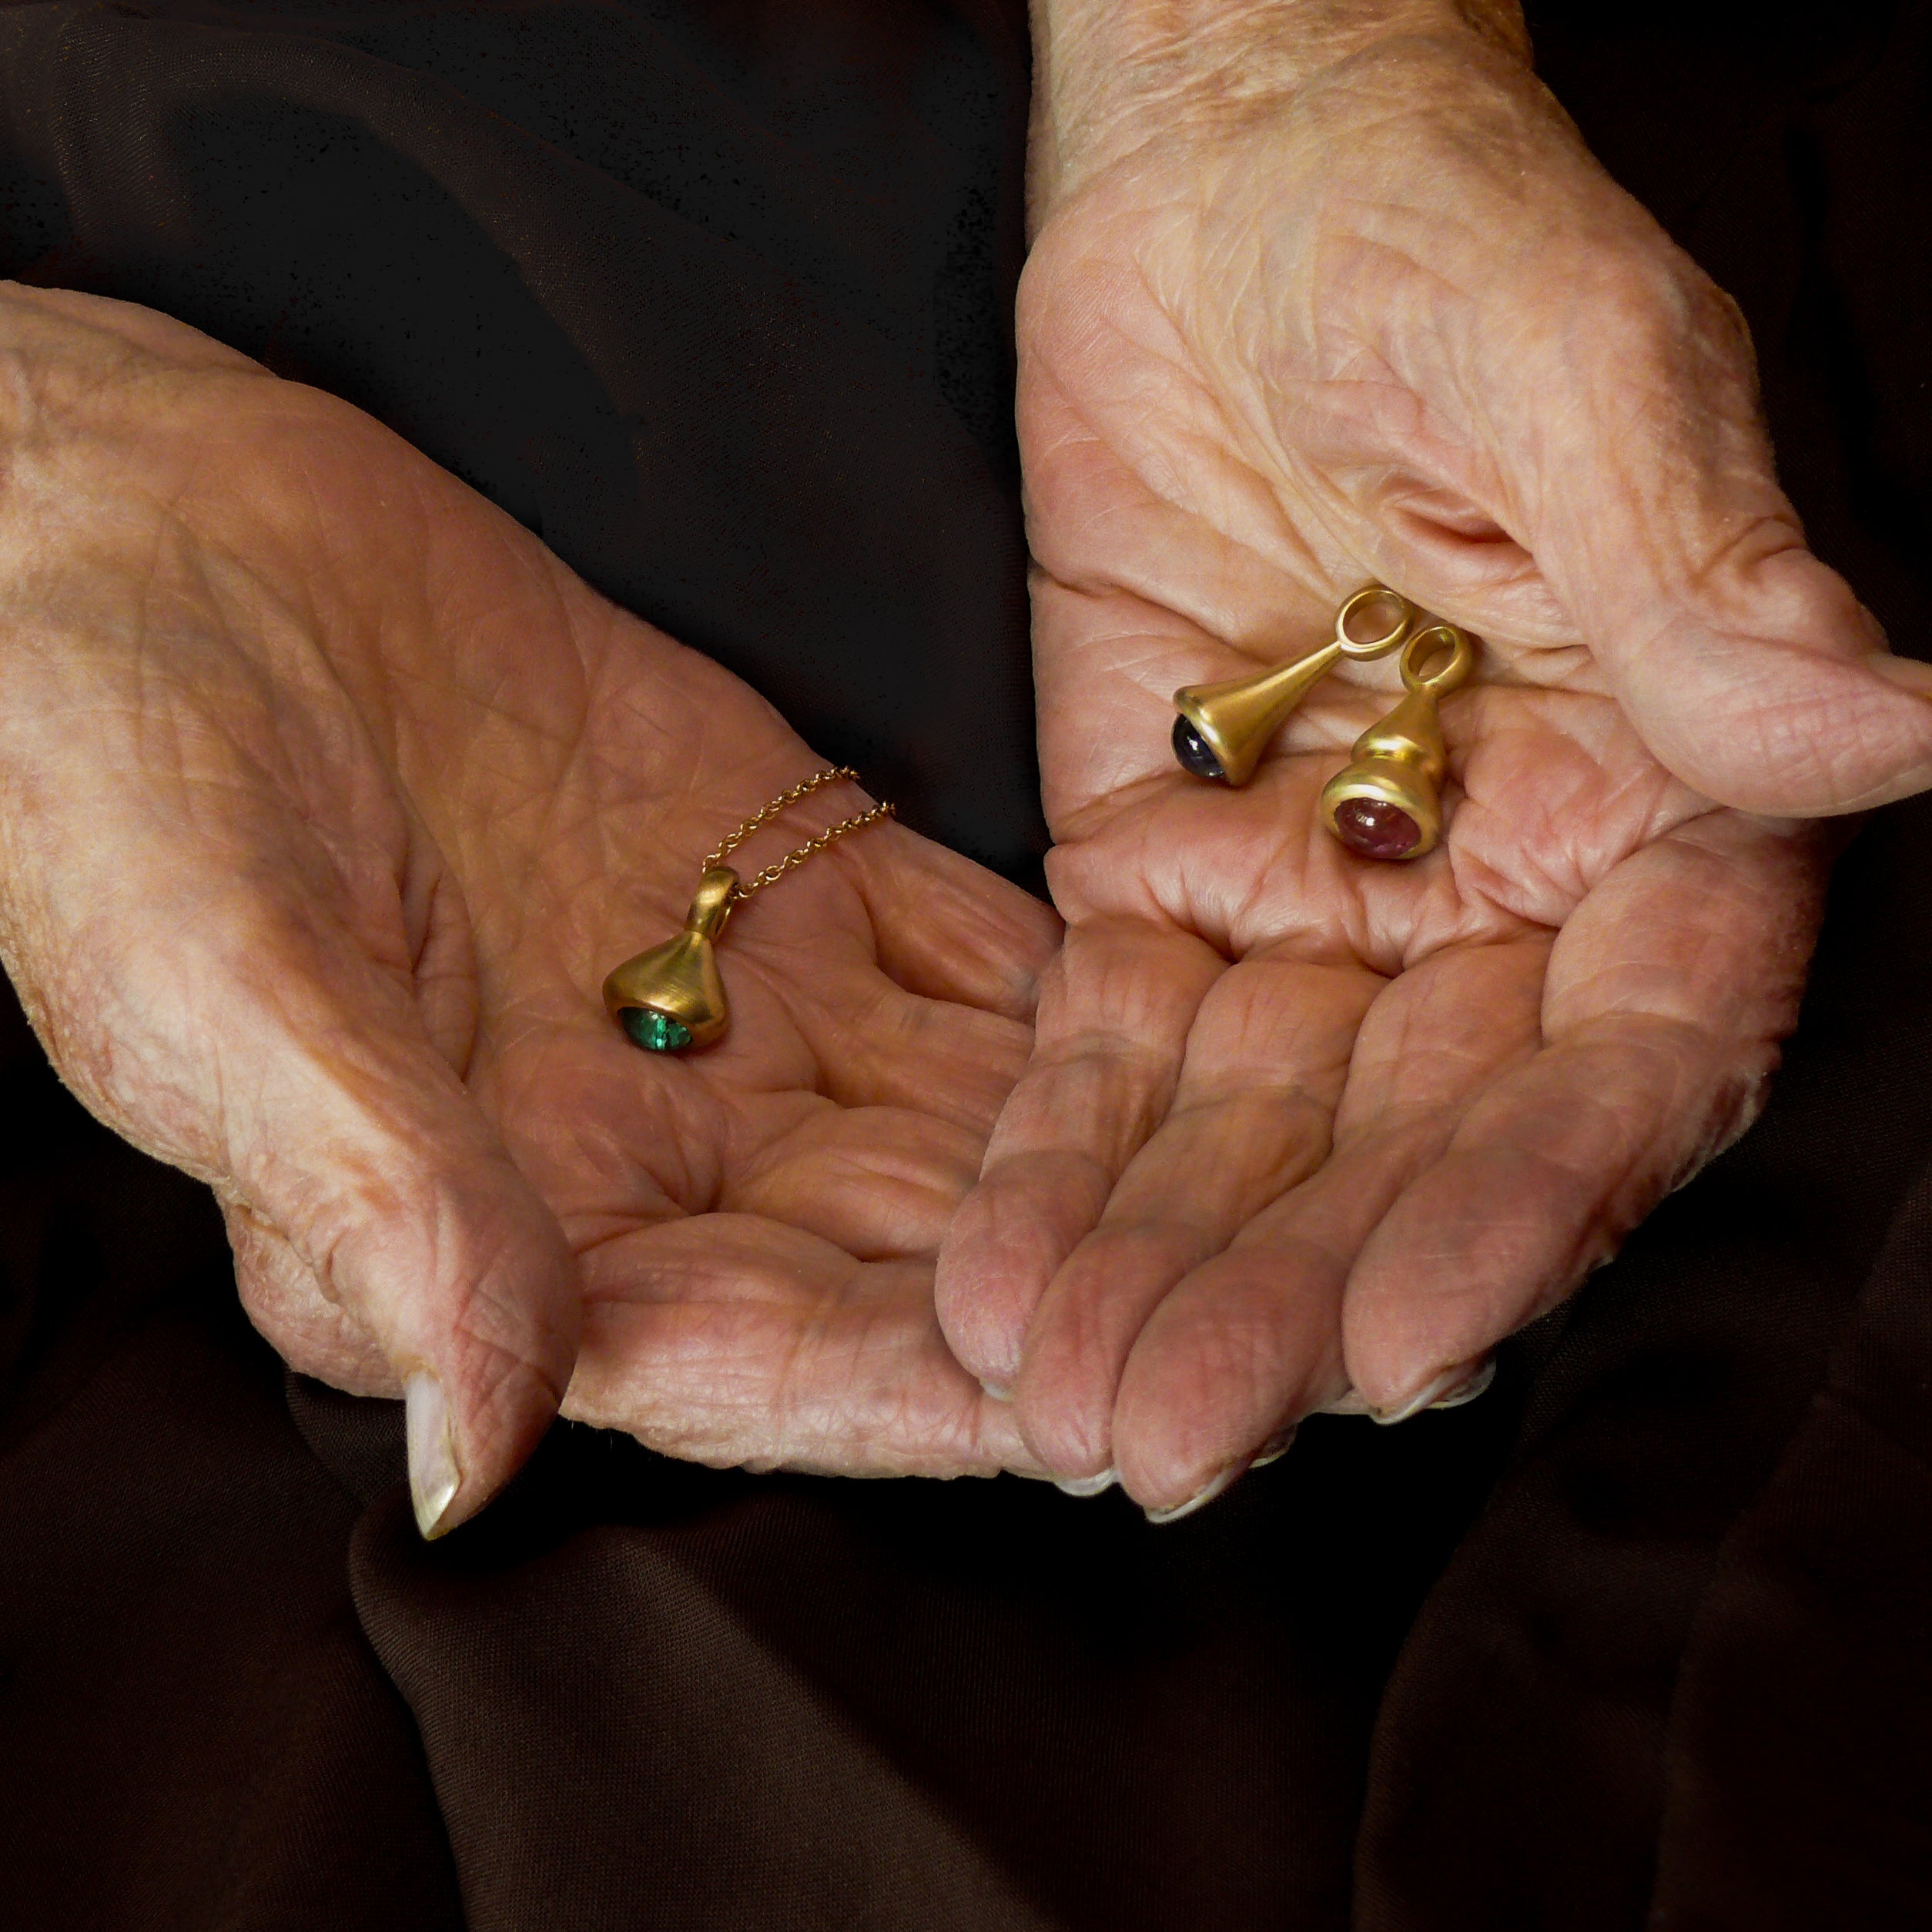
603, 866, 739, 1052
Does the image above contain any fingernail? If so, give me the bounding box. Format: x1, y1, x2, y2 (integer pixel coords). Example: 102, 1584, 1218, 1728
1318, 1387, 1372, 1417
405, 1371, 461, 1539
1144, 1458, 1247, 1525
1869, 651, 1932, 698
1370, 1362, 1472, 1426
980, 1378, 1012, 1403
1055, 1467, 1117, 1498
1251, 1424, 1298, 1468
1428, 1358, 1496, 1410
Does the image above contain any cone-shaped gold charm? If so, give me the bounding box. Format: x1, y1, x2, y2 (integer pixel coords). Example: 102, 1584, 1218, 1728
603, 866, 739, 1052
1319, 622, 1477, 862
1173, 584, 1417, 787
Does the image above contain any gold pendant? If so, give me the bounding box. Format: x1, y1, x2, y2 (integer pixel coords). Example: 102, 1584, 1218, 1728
601, 767, 895, 1055
1319, 621, 1476, 862
603, 866, 738, 1053
1172, 584, 1417, 787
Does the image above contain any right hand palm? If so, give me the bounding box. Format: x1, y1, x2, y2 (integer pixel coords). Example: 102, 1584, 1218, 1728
0, 286, 1059, 1528
933, 33, 1921, 1511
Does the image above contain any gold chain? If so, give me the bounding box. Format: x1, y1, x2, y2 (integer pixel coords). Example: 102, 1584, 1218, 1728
705, 766, 894, 898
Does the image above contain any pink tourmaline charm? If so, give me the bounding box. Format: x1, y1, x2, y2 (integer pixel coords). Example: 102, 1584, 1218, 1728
1333, 797, 1420, 860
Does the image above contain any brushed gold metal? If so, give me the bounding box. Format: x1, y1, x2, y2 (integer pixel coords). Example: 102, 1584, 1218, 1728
603, 865, 739, 1049
1319, 621, 1478, 861
1173, 584, 1417, 787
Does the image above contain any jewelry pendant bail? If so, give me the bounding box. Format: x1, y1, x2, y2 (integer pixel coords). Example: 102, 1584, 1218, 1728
602, 865, 740, 1052
1319, 622, 1477, 861
1172, 584, 1416, 786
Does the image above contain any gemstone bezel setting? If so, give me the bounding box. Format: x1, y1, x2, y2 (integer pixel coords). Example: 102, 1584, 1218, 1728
1171, 713, 1228, 782
1332, 796, 1422, 861
621, 1007, 695, 1053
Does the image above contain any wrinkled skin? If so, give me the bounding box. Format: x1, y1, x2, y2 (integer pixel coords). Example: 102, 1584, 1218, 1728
936, 22, 1932, 1512
0, 284, 1060, 1530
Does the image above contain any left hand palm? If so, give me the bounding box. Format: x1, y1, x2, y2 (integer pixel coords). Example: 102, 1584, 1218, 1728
0, 286, 1059, 1511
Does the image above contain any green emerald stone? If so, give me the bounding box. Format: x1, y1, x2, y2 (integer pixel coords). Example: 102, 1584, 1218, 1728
622, 1007, 693, 1053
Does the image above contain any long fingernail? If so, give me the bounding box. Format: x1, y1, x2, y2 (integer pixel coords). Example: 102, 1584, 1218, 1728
405, 1371, 461, 1539
1370, 1359, 1487, 1425
1055, 1467, 1117, 1498
1144, 1458, 1247, 1525
1251, 1424, 1298, 1468
1428, 1358, 1495, 1410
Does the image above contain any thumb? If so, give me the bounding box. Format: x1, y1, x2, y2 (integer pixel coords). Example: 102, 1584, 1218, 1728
1566, 517, 1932, 818
1516, 249, 1932, 815
32, 879, 578, 1540
227, 956, 579, 1539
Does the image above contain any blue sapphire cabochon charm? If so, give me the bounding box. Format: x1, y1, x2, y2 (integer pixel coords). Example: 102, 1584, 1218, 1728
1170, 584, 1416, 787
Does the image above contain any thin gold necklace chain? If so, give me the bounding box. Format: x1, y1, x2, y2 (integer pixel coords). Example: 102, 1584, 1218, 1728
705, 766, 894, 898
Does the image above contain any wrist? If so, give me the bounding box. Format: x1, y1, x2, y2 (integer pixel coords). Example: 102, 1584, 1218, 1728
1026, 0, 1530, 217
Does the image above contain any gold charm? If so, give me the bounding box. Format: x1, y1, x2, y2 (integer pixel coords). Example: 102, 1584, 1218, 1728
1319, 621, 1477, 862
602, 866, 737, 1052
1172, 584, 1417, 787
602, 768, 892, 1053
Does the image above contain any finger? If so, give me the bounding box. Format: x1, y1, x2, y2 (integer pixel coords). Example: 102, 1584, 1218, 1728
1010, 955, 1374, 1475
934, 916, 1224, 1390
849, 820, 1062, 1020
37, 872, 579, 1541
565, 1214, 1039, 1476
1495, 235, 1932, 814
1570, 505, 1932, 818
1107, 937, 1549, 1508
1341, 813, 1824, 1411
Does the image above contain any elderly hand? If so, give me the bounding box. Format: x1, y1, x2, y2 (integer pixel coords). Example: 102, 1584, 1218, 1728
0, 284, 1057, 1533
936, 2, 1929, 1514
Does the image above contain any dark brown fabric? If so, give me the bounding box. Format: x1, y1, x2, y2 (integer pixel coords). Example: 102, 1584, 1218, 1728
0, 1063, 1515, 1930
0, 1005, 463, 1929
1358, 5, 1932, 1924
0, 2, 1927, 1927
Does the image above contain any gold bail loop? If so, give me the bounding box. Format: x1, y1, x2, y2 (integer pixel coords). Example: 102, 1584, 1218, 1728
1319, 621, 1479, 862
684, 866, 740, 941
1400, 622, 1476, 698
1171, 584, 1417, 787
